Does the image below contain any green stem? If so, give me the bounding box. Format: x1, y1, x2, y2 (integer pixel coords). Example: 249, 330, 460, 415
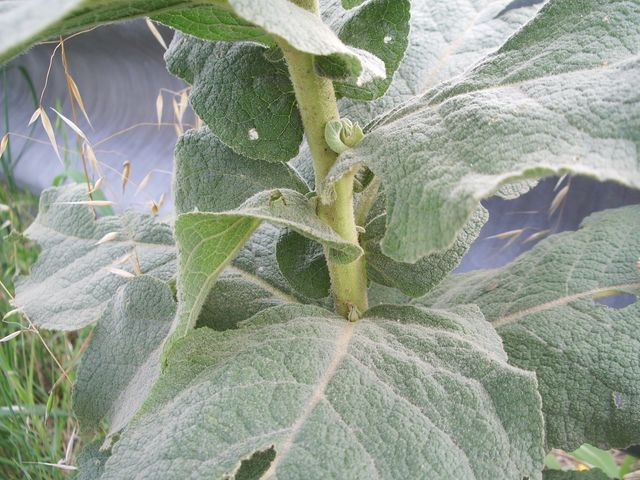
277, 22, 368, 319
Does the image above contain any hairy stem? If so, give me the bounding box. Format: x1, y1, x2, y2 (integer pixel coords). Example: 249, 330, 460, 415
277, 14, 368, 318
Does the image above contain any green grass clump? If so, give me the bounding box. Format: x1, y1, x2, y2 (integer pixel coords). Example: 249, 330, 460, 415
0, 182, 89, 479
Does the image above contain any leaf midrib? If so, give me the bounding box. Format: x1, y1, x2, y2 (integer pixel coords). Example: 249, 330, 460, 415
262, 321, 356, 478
225, 265, 300, 304
492, 282, 640, 327
380, 54, 638, 130
416, 0, 502, 94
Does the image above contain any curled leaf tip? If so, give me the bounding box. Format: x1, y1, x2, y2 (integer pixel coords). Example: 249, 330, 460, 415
325, 118, 364, 155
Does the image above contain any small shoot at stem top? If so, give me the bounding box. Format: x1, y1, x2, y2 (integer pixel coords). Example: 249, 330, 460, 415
325, 118, 364, 154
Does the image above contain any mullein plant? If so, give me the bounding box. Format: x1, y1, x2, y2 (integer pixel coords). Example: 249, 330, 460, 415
1, 1, 639, 478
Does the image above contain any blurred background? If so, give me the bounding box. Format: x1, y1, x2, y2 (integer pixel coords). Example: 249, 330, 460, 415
0, 17, 638, 480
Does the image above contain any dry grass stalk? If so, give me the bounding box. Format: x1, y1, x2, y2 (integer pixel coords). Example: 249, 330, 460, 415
178, 90, 189, 120
487, 228, 525, 241
0, 280, 73, 387
554, 173, 568, 191
172, 97, 181, 123
60, 37, 96, 208
57, 200, 114, 207
131, 248, 143, 276
83, 143, 102, 176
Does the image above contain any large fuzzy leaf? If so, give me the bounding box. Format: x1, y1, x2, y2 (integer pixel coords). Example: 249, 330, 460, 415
0, 0, 195, 64
424, 205, 640, 450
13, 185, 175, 330
166, 36, 304, 162
363, 207, 488, 297
97, 303, 544, 479
276, 229, 331, 299
173, 189, 362, 340
163, 1, 405, 162
154, 6, 273, 45
340, 0, 545, 123
2, 0, 385, 86
543, 470, 610, 480
320, 0, 411, 100
74, 276, 175, 436
173, 127, 308, 212
337, 0, 640, 262
172, 127, 324, 327
225, 0, 385, 86
172, 214, 259, 341
204, 190, 362, 264
198, 224, 328, 331
76, 439, 111, 480
298, 0, 543, 191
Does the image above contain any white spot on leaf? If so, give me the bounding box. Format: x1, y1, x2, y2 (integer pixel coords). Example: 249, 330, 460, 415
248, 128, 259, 141
613, 392, 623, 409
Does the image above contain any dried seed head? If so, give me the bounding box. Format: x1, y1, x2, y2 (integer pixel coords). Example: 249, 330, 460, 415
136, 172, 152, 195
155, 91, 164, 126
58, 200, 114, 207
28, 107, 42, 126
0, 330, 23, 343
105, 267, 135, 278
0, 134, 8, 157
121, 160, 131, 193
149, 193, 165, 215
523, 229, 551, 244
549, 185, 569, 217
39, 107, 61, 164
487, 229, 524, 241
145, 17, 168, 50
91, 177, 104, 193
52, 108, 87, 140
95, 231, 119, 245
67, 75, 92, 127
